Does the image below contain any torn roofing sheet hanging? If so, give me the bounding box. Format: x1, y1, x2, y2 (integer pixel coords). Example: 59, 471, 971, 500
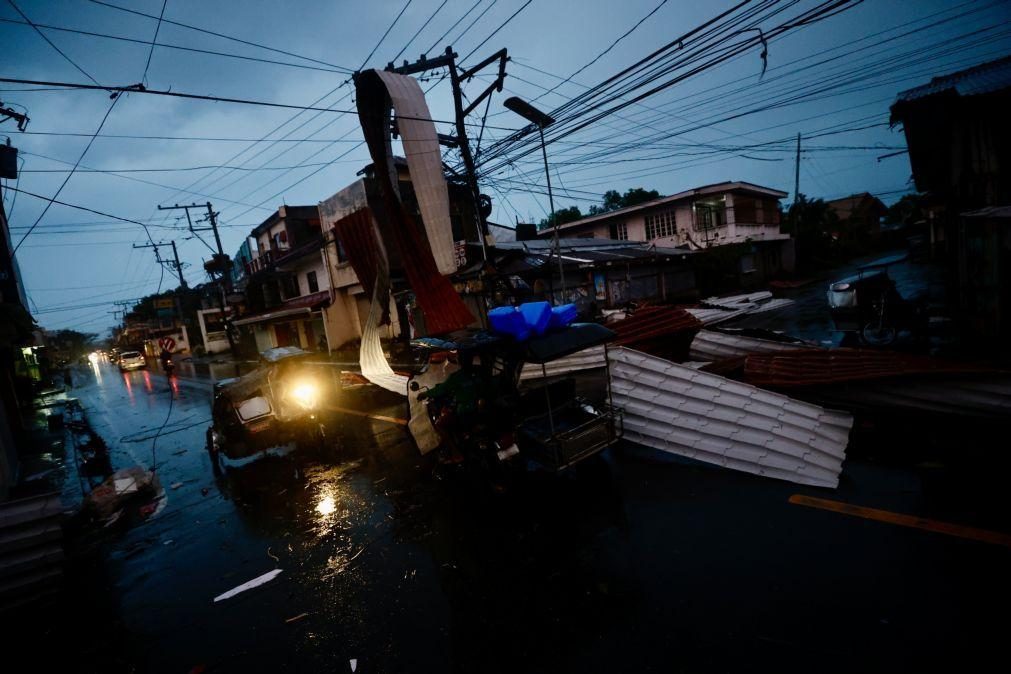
356, 69, 473, 336
374, 69, 457, 276
330, 207, 405, 394
333, 208, 389, 324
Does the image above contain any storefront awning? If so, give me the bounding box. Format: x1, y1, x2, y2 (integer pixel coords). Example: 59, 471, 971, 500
232, 291, 330, 327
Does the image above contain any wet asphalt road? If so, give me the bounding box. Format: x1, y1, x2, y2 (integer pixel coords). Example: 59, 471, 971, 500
17, 355, 1011, 673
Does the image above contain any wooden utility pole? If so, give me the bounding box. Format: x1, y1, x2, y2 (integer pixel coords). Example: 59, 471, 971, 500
157, 202, 236, 355
793, 132, 801, 237
133, 241, 187, 289
169, 241, 187, 289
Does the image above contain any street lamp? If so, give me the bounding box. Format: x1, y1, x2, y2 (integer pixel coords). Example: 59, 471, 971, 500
503, 97, 566, 301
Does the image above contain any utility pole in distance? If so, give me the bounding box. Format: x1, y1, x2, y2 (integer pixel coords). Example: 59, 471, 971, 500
157, 202, 236, 355
793, 132, 801, 238
133, 241, 187, 290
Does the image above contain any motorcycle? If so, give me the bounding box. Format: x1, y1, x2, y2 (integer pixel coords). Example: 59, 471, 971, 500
827, 254, 926, 346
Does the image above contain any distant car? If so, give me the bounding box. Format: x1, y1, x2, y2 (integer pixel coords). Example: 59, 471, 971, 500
118, 350, 147, 371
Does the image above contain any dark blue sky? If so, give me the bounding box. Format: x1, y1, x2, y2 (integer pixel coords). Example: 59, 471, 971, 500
3, 0, 1010, 334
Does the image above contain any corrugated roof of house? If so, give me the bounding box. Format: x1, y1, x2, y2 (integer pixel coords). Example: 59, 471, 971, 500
892, 55, 1011, 112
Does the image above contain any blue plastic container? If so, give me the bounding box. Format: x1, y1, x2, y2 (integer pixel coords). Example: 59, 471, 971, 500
519, 301, 552, 336
549, 303, 578, 329
488, 306, 530, 340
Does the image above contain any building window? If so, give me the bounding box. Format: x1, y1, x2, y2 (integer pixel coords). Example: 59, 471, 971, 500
694, 197, 726, 231
281, 275, 299, 300
644, 210, 676, 240
306, 270, 319, 294
734, 197, 757, 224
609, 222, 628, 240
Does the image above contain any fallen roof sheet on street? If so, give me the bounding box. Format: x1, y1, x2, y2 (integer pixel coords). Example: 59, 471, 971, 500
609, 347, 853, 489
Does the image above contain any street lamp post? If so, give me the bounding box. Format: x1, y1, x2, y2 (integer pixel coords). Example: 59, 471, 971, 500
503, 97, 565, 301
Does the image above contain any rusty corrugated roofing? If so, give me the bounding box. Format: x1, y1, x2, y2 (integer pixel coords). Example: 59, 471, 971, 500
742, 349, 985, 388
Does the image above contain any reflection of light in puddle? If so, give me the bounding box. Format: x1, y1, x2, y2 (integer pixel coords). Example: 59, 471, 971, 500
316, 495, 336, 516
91, 362, 103, 384
123, 373, 134, 403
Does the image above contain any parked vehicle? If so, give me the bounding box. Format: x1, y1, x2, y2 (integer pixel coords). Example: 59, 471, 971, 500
118, 350, 147, 371
206, 347, 332, 462
827, 254, 925, 346
409, 323, 622, 476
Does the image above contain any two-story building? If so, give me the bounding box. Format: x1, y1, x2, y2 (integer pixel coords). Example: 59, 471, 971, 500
232, 205, 331, 353
541, 181, 793, 290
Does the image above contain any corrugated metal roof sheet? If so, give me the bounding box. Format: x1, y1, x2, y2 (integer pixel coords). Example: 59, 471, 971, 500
608, 307, 702, 361
609, 347, 852, 488
689, 329, 817, 362
519, 345, 607, 380
742, 349, 985, 388
895, 54, 1011, 104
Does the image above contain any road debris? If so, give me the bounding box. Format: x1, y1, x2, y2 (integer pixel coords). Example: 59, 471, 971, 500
85, 467, 161, 518
213, 568, 283, 602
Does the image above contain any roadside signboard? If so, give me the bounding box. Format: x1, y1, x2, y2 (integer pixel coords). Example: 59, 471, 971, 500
158, 337, 176, 353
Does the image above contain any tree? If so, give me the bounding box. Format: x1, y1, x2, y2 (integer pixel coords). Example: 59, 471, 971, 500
884, 193, 926, 226
50, 329, 98, 360
538, 206, 583, 230
785, 194, 841, 272
588, 187, 663, 214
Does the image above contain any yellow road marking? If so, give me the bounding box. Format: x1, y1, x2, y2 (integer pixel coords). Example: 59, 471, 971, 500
324, 405, 408, 426
789, 494, 1011, 548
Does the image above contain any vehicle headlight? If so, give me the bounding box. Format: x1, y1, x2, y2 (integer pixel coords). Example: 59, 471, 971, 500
289, 381, 318, 410
830, 282, 851, 292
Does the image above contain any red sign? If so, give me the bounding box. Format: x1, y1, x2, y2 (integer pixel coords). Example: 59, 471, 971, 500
158, 337, 176, 353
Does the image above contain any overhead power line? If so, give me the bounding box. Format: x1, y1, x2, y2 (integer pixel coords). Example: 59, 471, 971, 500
85, 0, 355, 73
0, 17, 351, 74
4, 185, 180, 233
5, 0, 102, 86
141, 0, 168, 84
460, 0, 534, 63
0, 77, 523, 129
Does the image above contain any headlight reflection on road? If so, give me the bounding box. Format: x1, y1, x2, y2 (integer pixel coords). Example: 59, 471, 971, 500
316, 494, 336, 516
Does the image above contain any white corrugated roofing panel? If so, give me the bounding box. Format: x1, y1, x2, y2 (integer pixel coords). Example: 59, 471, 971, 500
689, 329, 812, 361
519, 345, 607, 380
609, 347, 852, 488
